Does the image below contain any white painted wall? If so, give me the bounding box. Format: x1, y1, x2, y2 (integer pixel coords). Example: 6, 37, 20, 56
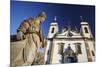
87, 41, 95, 61
51, 40, 88, 63
80, 22, 93, 38
45, 21, 95, 64
48, 23, 58, 38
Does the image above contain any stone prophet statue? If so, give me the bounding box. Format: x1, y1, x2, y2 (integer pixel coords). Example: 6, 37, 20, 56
23, 12, 46, 65
17, 11, 46, 49
11, 12, 46, 66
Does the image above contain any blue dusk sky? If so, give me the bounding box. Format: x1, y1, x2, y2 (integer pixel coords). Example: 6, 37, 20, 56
10, 0, 95, 38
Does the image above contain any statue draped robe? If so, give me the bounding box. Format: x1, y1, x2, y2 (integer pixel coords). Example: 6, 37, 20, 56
11, 17, 45, 67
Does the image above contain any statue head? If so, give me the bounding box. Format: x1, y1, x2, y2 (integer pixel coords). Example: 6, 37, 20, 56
38, 11, 46, 23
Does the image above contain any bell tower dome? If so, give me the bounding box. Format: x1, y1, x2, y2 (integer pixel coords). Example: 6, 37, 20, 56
48, 16, 59, 38
80, 21, 93, 38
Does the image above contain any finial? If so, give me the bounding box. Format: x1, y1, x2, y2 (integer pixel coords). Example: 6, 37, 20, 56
68, 20, 71, 31
54, 16, 57, 21
61, 26, 66, 32
75, 26, 77, 30
80, 16, 83, 22
75, 26, 78, 33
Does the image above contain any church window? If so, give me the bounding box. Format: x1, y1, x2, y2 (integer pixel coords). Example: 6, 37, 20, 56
51, 27, 54, 33
91, 50, 95, 56
84, 27, 88, 33
75, 43, 82, 54
58, 43, 64, 54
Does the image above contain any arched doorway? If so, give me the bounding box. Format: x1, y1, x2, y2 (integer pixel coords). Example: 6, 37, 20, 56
64, 44, 78, 63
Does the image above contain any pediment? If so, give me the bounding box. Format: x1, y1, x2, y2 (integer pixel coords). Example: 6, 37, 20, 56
59, 30, 79, 35
55, 30, 82, 38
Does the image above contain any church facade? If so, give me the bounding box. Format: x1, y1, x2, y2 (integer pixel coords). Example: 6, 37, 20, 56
44, 17, 95, 64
